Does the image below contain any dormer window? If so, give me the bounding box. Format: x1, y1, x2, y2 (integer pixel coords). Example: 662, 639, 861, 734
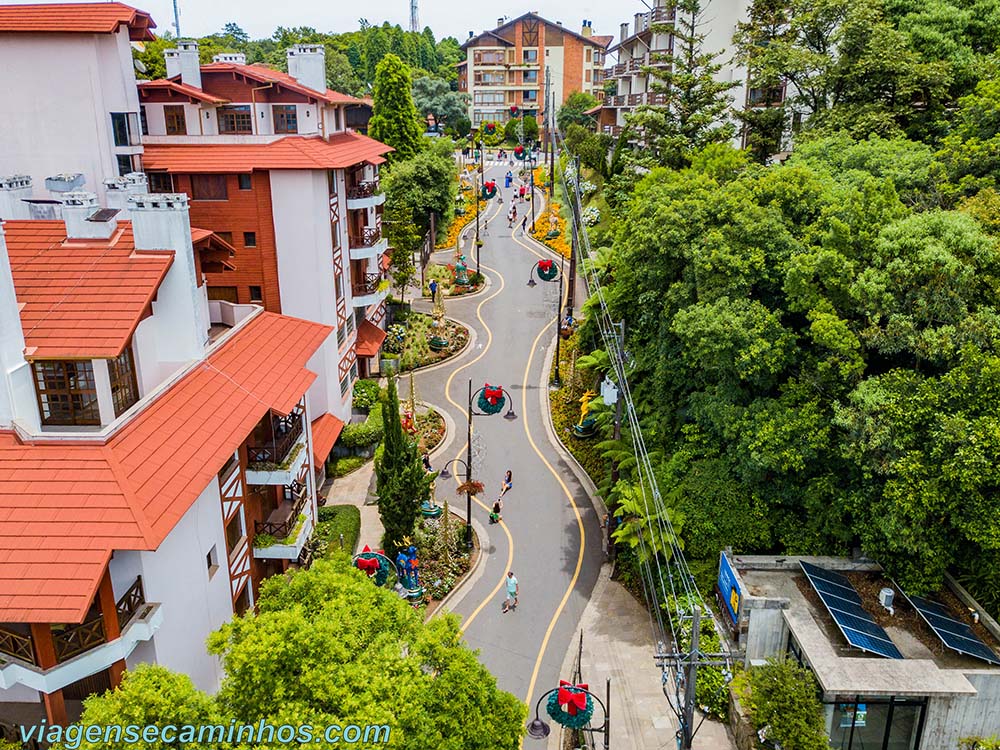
108, 346, 140, 417
32, 360, 100, 426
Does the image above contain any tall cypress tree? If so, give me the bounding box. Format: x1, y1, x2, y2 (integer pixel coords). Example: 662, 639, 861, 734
627, 0, 739, 168
375, 377, 433, 554
369, 53, 423, 161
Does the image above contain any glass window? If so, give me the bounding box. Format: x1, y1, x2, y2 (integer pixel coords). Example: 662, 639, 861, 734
339, 374, 350, 396
147, 172, 173, 193
164, 105, 187, 135
116, 154, 141, 177
108, 345, 139, 417
523, 70, 538, 84
190, 175, 228, 201
886, 703, 923, 750
586, 48, 592, 62
139, 106, 148, 136
208, 286, 239, 303
249, 285, 263, 302
272, 105, 298, 134
238, 174, 252, 190
337, 325, 346, 346
217, 105, 253, 134
523, 49, 538, 63
110, 112, 140, 146
32, 360, 100, 426
225, 512, 244, 555
234, 585, 251, 615
243, 231, 256, 247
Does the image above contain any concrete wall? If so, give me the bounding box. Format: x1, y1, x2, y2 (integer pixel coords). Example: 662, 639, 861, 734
0, 29, 141, 200
922, 672, 1000, 750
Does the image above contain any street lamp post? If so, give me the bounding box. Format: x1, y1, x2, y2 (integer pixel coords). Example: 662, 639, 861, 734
530, 167, 536, 233
527, 258, 564, 387
439, 378, 517, 547
526, 678, 611, 750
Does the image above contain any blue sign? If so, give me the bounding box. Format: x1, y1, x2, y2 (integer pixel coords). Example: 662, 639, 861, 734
718, 552, 741, 625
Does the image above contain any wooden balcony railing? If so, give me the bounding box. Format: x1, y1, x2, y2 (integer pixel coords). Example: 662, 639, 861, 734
610, 95, 627, 107
0, 627, 35, 665
650, 6, 676, 22
349, 226, 382, 248
347, 180, 381, 200
116, 576, 146, 631
629, 58, 644, 72
53, 618, 106, 662
613, 63, 626, 77
254, 481, 308, 540
647, 92, 670, 106
246, 412, 304, 466
352, 271, 385, 297
628, 93, 645, 106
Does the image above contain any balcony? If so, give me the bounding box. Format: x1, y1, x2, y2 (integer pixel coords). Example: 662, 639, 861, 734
629, 58, 645, 73
245, 410, 308, 485
253, 482, 314, 560
0, 577, 162, 694
346, 180, 385, 210
647, 92, 670, 106
609, 95, 627, 107
650, 6, 676, 23
628, 93, 645, 106
351, 270, 389, 309
348, 224, 389, 261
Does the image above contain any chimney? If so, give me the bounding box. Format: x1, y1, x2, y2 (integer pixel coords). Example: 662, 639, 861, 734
620, 22, 629, 41
286, 44, 326, 93
128, 193, 208, 360
582, 20, 593, 38
497, 17, 504, 28
0, 222, 35, 431
45, 172, 85, 197
61, 191, 118, 240
634, 13, 644, 35
124, 172, 148, 194
212, 52, 246, 64
164, 40, 202, 89
468, 31, 474, 39
103, 177, 130, 212
0, 175, 32, 220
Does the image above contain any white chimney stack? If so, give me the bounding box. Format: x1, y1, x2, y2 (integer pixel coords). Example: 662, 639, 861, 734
0, 175, 33, 220
0, 222, 36, 431
127, 193, 208, 361
212, 52, 246, 64
286, 44, 326, 93
165, 40, 202, 89
61, 191, 118, 240
103, 177, 131, 212
620, 22, 629, 42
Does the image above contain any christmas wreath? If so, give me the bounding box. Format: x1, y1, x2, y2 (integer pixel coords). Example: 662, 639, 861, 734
354, 546, 391, 587
546, 681, 594, 730
484, 122, 497, 135
477, 384, 506, 415
509, 105, 519, 117
537, 259, 557, 281
514, 145, 528, 160
481, 180, 498, 200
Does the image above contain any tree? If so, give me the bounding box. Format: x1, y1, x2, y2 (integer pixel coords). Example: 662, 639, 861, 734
383, 138, 458, 241
383, 198, 421, 301
557, 91, 600, 131
375, 377, 433, 552
325, 47, 365, 96
412, 76, 469, 127
369, 54, 424, 161
219, 22, 249, 46
503, 114, 539, 144
627, 0, 738, 168
736, 659, 830, 750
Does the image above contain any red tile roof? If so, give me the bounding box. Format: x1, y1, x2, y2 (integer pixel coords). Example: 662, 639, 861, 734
0, 311, 332, 623
143, 132, 392, 174
137, 79, 229, 104
355, 319, 387, 357
591, 34, 614, 49
0, 2, 155, 40
310, 413, 344, 466
199, 62, 362, 105
3, 220, 174, 359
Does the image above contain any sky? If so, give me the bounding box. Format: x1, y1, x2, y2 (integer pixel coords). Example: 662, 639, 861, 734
87, 0, 641, 45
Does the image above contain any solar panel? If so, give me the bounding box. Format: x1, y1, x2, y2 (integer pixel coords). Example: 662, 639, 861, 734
907, 594, 1000, 666
800, 562, 904, 659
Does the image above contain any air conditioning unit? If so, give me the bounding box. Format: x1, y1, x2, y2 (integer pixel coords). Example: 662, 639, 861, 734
879, 587, 895, 616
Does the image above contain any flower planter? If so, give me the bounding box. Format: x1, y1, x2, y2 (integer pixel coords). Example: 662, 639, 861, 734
428, 335, 449, 351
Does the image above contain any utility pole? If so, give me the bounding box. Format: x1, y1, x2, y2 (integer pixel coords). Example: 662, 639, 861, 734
567, 153, 581, 314
172, 0, 181, 37
465, 379, 474, 548
681, 607, 701, 750
546, 66, 555, 198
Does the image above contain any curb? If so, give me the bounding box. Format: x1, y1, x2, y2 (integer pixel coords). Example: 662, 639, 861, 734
431, 516, 491, 618
421, 398, 457, 462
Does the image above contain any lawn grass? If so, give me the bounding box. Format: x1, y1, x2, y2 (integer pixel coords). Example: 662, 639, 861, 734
313, 504, 361, 557
327, 455, 368, 478
398, 313, 470, 371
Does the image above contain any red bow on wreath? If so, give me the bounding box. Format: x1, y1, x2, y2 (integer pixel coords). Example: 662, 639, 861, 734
557, 681, 589, 716
356, 557, 379, 574
486, 180, 496, 190
515, 145, 525, 155
483, 384, 503, 405
538, 259, 553, 273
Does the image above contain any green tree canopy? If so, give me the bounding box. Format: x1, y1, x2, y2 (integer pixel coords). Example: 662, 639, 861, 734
369, 54, 424, 161
383, 137, 458, 241
557, 91, 600, 131
412, 76, 468, 126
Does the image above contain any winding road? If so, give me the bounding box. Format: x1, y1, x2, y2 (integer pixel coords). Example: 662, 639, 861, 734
411, 158, 604, 713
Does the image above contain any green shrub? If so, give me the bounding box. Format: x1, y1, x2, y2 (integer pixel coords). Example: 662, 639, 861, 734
339, 403, 384, 449
735, 659, 830, 750
313, 504, 361, 557
384, 324, 407, 354
663, 594, 729, 720
327, 455, 367, 477
352, 379, 381, 411
961, 740, 1000, 750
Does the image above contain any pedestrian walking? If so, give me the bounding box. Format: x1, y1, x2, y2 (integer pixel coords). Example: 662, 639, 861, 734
422, 453, 433, 472
502, 571, 518, 613
490, 499, 503, 524
499, 470, 513, 497
519, 184, 526, 202
429, 279, 438, 298
521, 215, 528, 234
507, 208, 514, 228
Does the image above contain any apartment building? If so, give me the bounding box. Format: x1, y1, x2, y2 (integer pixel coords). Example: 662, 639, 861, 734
0, 181, 332, 724
458, 14, 613, 127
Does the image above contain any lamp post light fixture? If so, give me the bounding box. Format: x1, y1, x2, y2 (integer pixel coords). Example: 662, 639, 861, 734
527, 258, 565, 387
440, 379, 517, 548
526, 679, 611, 750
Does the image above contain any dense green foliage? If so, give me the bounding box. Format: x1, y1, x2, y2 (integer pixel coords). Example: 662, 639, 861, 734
556, 91, 600, 131
73, 561, 526, 749
375, 378, 433, 553
504, 115, 539, 144
412, 76, 469, 128
383, 138, 459, 241
352, 379, 382, 411
591, 132, 1000, 600
735, 659, 830, 750
369, 54, 423, 162
339, 403, 384, 449
313, 504, 362, 556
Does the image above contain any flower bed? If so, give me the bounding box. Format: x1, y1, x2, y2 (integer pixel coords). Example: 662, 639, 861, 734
422, 262, 484, 297
416, 408, 446, 454
398, 313, 470, 371
435, 187, 480, 250
413, 507, 471, 601
531, 199, 572, 259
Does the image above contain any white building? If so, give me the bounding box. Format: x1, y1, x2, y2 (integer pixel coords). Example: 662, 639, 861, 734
0, 179, 331, 725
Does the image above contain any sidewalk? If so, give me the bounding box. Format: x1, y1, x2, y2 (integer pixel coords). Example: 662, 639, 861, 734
321, 461, 383, 552
548, 565, 736, 750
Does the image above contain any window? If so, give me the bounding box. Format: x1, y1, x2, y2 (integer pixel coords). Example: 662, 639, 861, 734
32, 360, 100, 426
586, 48, 592, 62
474, 91, 506, 105
474, 71, 505, 85
585, 69, 592, 82
337, 325, 346, 346
243, 231, 257, 247
190, 174, 228, 201
234, 586, 251, 616
164, 105, 187, 135
217, 105, 253, 134
147, 172, 173, 193
523, 49, 538, 63
215, 231, 234, 244
272, 105, 298, 134
225, 512, 244, 555
108, 345, 139, 417
238, 174, 252, 190
523, 69, 538, 84
349, 362, 358, 382
523, 90, 538, 103
110, 112, 141, 146
339, 374, 351, 396
334, 272, 344, 300
346, 314, 356, 334
116, 154, 141, 176
139, 106, 148, 136
473, 49, 505, 65
208, 286, 239, 303
206, 545, 219, 578
249, 285, 263, 302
